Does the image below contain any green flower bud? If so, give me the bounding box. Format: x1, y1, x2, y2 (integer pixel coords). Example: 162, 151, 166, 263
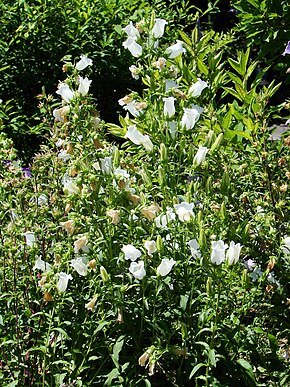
204, 130, 215, 147
113, 147, 120, 167
220, 202, 227, 219
160, 143, 167, 163
172, 196, 179, 205
100, 266, 109, 282
156, 235, 164, 253
198, 227, 206, 249
221, 171, 230, 194
205, 176, 212, 195
210, 133, 224, 153
141, 166, 152, 187
158, 165, 165, 186
241, 269, 249, 288
206, 277, 213, 297
197, 210, 203, 224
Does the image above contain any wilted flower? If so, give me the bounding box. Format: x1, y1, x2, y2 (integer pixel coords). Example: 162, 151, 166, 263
163, 97, 176, 118
33, 257, 52, 272
56, 83, 75, 103
189, 78, 208, 97
85, 296, 98, 311
122, 244, 142, 261
211, 240, 228, 265
61, 219, 75, 234
141, 203, 160, 221
106, 209, 120, 224
23, 231, 37, 247
116, 308, 124, 324
181, 105, 204, 130
193, 146, 209, 166
78, 76, 92, 96
129, 260, 146, 280
226, 241, 242, 265
157, 258, 176, 276
74, 235, 89, 253
75, 55, 93, 71
53, 105, 70, 122
188, 239, 201, 258
144, 240, 157, 255
152, 18, 167, 38
174, 202, 194, 222
153, 57, 166, 70
71, 258, 88, 276
139, 351, 150, 366
123, 21, 140, 39
123, 37, 142, 57
166, 40, 186, 58
282, 41, 290, 56
56, 272, 72, 293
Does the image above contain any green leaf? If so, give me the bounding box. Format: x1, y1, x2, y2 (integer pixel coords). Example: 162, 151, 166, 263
112, 335, 125, 365
237, 358, 256, 382
179, 30, 192, 46
197, 59, 209, 75
208, 348, 216, 367
189, 363, 206, 379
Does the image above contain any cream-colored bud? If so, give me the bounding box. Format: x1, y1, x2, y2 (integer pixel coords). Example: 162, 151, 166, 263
106, 209, 120, 224
138, 351, 150, 366
85, 296, 98, 311
141, 204, 160, 221
116, 308, 124, 324
61, 219, 75, 235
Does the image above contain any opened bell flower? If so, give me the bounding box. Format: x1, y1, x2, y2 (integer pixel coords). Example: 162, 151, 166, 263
211, 240, 228, 265
155, 207, 176, 228
56, 83, 75, 103
62, 175, 79, 195
61, 219, 75, 235
56, 272, 72, 293
157, 258, 176, 276
100, 157, 113, 174
144, 240, 157, 256
282, 41, 290, 56
23, 231, 37, 247
174, 202, 194, 222
193, 146, 209, 166
33, 257, 52, 272
226, 241, 242, 265
152, 18, 167, 38
129, 260, 146, 280
182, 104, 204, 130
75, 55, 93, 71
141, 203, 160, 221
189, 78, 209, 97
163, 97, 176, 118
129, 65, 140, 80
124, 125, 153, 151
71, 258, 88, 276
123, 37, 142, 57
188, 239, 201, 258
37, 193, 48, 206
166, 40, 186, 58
122, 244, 142, 261
53, 105, 70, 122
78, 76, 92, 96
123, 21, 140, 39
74, 235, 89, 253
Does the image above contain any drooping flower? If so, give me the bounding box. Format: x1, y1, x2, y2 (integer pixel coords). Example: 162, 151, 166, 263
122, 21, 140, 39
166, 40, 186, 58
124, 125, 153, 152
282, 41, 290, 56
165, 80, 179, 92
71, 258, 88, 276
129, 260, 146, 280
174, 202, 194, 222
123, 37, 142, 57
78, 76, 92, 96
211, 240, 228, 265
152, 18, 167, 38
85, 296, 98, 311
193, 146, 209, 166
53, 105, 70, 122
188, 239, 201, 258
122, 244, 142, 261
36, 194, 48, 206
56, 272, 72, 293
189, 78, 208, 97
56, 83, 75, 103
33, 257, 52, 272
74, 235, 89, 254
75, 55, 93, 71
22, 167, 32, 179
62, 175, 79, 195
23, 231, 37, 247
181, 105, 204, 130
144, 240, 157, 256
244, 258, 256, 271
163, 97, 176, 118
157, 258, 176, 276
226, 241, 242, 265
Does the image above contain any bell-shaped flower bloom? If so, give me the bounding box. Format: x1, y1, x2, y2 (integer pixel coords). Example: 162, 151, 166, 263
23, 231, 37, 247
56, 272, 72, 293
100, 156, 113, 174
62, 175, 79, 195
123, 21, 140, 39
33, 257, 52, 272
123, 37, 142, 57
188, 239, 201, 258
226, 241, 242, 265
53, 105, 70, 122
181, 104, 204, 130
141, 135, 154, 152
74, 235, 89, 254
166, 40, 186, 58
56, 83, 75, 103
129, 65, 140, 80
61, 219, 75, 235
193, 146, 209, 166
144, 240, 157, 256
155, 207, 176, 228
211, 240, 228, 265
153, 57, 166, 70
122, 244, 142, 261
78, 76, 92, 96
281, 236, 290, 255
75, 55, 93, 71
244, 258, 256, 271
141, 203, 160, 221
37, 193, 48, 206
71, 257, 88, 276
174, 202, 194, 222
129, 260, 146, 280
58, 150, 70, 162
124, 125, 153, 152
282, 41, 290, 56
163, 97, 176, 118
85, 296, 98, 311
165, 80, 179, 92
189, 78, 208, 97
152, 18, 167, 38
106, 209, 120, 225
157, 258, 176, 276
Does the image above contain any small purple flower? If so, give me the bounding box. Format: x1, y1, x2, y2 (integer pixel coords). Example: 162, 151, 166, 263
282, 41, 290, 56
244, 258, 256, 271
2, 160, 11, 166
22, 167, 32, 179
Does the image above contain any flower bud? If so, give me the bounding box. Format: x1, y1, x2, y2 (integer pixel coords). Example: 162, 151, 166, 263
205, 176, 212, 194
206, 277, 213, 297
197, 210, 203, 224
113, 147, 120, 167
210, 133, 224, 153
160, 143, 167, 162
221, 171, 230, 194
172, 196, 179, 205
156, 235, 164, 253
242, 269, 249, 288
140, 167, 152, 187
220, 202, 227, 219
100, 266, 109, 282
43, 291, 53, 302
198, 228, 206, 249
158, 165, 165, 186
204, 130, 215, 147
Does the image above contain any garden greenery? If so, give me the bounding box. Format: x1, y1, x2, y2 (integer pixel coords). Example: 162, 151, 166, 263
1, 11, 290, 387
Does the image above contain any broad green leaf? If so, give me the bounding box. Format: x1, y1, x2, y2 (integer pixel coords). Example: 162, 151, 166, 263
189, 363, 206, 379
179, 30, 192, 46
197, 59, 209, 75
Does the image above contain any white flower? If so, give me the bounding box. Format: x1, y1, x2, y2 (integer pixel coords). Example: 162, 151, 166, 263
75, 55, 93, 71
157, 258, 176, 276
181, 105, 204, 130
62, 175, 79, 195
174, 202, 194, 222
123, 21, 140, 39
74, 235, 89, 254
71, 258, 88, 276
129, 260, 146, 280
193, 146, 209, 166
168, 121, 177, 138
124, 125, 153, 152
114, 167, 130, 179
152, 18, 167, 38
122, 244, 142, 261
226, 241, 242, 265
58, 150, 70, 162
33, 257, 52, 272
163, 97, 176, 118
53, 106, 70, 122
188, 239, 201, 258
165, 80, 179, 92
244, 259, 256, 271
56, 83, 75, 103
153, 57, 166, 70
37, 194, 48, 206
56, 272, 72, 293
141, 135, 153, 152
78, 76, 92, 96
23, 232, 37, 247
267, 272, 280, 288
120, 99, 140, 117
189, 78, 208, 97
166, 40, 186, 58
100, 157, 113, 174
144, 240, 157, 256
123, 37, 142, 57
61, 220, 75, 234
155, 207, 176, 228
129, 65, 140, 80
211, 240, 228, 265
55, 138, 64, 147
85, 296, 98, 311
281, 236, 290, 255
